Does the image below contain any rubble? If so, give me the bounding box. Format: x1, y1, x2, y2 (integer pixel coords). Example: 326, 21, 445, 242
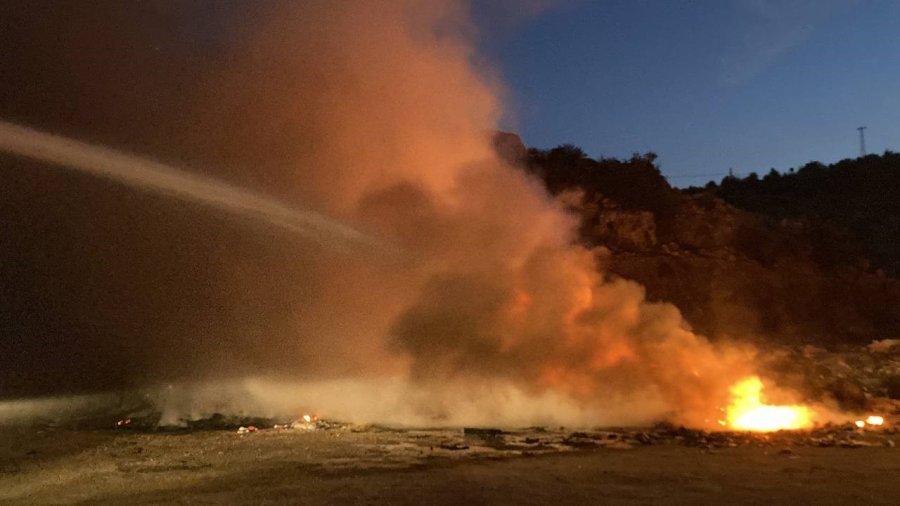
438, 442, 469, 451
103, 407, 895, 454
770, 343, 900, 407
463, 428, 504, 437
448, 417, 897, 453
868, 339, 900, 354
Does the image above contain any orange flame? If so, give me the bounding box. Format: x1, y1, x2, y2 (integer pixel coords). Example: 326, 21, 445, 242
724, 376, 812, 431
856, 415, 885, 428
865, 415, 884, 426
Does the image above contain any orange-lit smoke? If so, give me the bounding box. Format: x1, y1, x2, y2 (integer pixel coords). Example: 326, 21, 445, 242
160, 0, 801, 429
158, 0, 802, 428
14, 1, 814, 429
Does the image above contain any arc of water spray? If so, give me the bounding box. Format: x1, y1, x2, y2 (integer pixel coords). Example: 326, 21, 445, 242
0, 120, 396, 257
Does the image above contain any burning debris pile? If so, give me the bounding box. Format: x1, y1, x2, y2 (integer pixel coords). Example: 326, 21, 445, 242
759, 341, 900, 412
209, 418, 900, 456
808, 340, 900, 402
546, 421, 898, 451
719, 376, 810, 431
614, 419, 897, 450
83, 341, 896, 436
16, 340, 884, 438
105, 396, 897, 455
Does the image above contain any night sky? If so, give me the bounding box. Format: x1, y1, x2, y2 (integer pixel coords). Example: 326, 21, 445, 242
474, 0, 900, 187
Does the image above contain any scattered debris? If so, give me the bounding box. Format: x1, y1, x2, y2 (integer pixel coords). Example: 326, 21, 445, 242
562, 432, 599, 448
775, 343, 900, 405
439, 442, 469, 451
868, 339, 900, 354
464, 428, 504, 437
187, 415, 274, 432
236, 416, 350, 435
290, 418, 316, 431
605, 441, 634, 450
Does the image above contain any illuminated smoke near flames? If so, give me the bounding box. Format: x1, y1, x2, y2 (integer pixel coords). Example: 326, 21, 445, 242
1, 1, 818, 429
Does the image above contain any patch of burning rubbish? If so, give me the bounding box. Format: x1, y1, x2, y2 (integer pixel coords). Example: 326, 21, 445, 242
98, 410, 900, 459
439, 417, 899, 454
95, 341, 897, 439
108, 411, 897, 452
854, 415, 885, 428
767, 342, 900, 409
629, 419, 898, 449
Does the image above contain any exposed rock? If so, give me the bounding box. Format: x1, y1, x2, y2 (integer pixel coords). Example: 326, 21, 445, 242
522, 141, 900, 348
670, 193, 742, 250
593, 200, 657, 250
492, 131, 528, 166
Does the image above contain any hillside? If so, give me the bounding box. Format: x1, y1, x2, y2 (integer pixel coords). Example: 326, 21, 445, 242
702, 153, 900, 277
495, 134, 900, 348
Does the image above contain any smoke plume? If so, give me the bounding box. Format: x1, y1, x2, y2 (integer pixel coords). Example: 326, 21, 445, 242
1, 1, 782, 427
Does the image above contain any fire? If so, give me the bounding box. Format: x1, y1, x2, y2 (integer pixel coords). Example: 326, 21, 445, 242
856, 415, 885, 428
724, 376, 812, 431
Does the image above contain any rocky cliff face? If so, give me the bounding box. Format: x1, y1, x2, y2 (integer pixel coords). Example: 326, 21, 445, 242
609, 194, 900, 347
507, 137, 900, 348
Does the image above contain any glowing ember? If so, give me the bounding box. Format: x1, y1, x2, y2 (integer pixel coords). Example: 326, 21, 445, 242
725, 376, 812, 432
865, 415, 884, 426
855, 415, 886, 428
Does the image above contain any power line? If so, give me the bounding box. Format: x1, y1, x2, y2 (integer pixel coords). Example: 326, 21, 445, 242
665, 172, 730, 180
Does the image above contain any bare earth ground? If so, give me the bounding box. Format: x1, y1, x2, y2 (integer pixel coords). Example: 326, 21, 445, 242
1, 425, 898, 505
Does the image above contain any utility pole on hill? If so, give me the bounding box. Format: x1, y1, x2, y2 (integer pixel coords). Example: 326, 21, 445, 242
858, 126, 867, 157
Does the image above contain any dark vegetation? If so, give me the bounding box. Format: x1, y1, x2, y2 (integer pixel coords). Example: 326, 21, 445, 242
497, 133, 900, 348
701, 152, 900, 277
527, 145, 680, 219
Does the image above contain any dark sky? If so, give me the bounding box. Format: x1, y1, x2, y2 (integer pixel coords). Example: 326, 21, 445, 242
474, 0, 900, 187
6, 1, 897, 186
0, 2, 335, 397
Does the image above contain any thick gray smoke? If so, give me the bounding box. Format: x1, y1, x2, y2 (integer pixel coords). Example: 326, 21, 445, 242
0, 1, 815, 428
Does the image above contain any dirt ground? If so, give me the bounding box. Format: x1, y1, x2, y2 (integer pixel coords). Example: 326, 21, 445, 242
1, 425, 898, 505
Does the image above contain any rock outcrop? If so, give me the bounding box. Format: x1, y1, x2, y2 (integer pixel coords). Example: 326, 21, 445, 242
508, 137, 900, 348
